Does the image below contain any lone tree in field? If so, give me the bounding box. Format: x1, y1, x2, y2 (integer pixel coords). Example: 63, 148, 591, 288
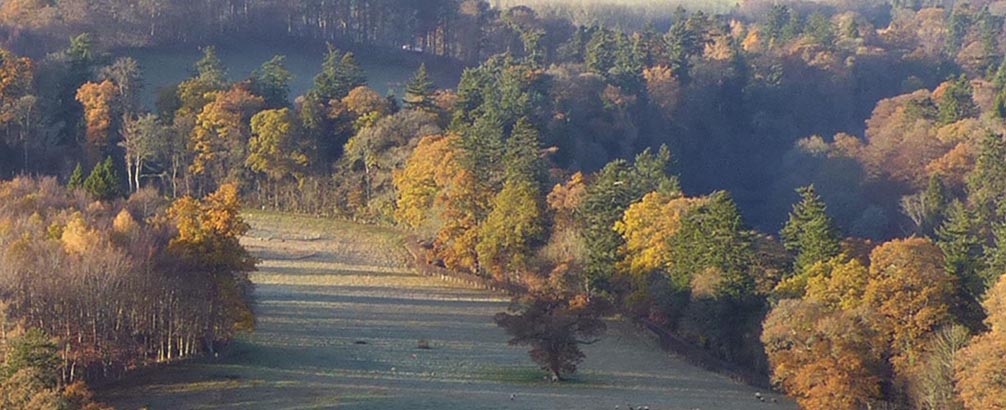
494, 293, 610, 381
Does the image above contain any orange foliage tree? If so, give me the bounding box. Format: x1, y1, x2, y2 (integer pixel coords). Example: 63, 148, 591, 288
75, 80, 117, 158
955, 274, 1006, 410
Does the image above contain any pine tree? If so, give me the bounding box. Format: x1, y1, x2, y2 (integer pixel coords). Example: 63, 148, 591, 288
83, 156, 121, 201
968, 132, 1006, 223
195, 46, 227, 88
780, 185, 841, 275
251, 55, 292, 109
937, 75, 977, 125
937, 200, 986, 298
67, 163, 85, 189
502, 118, 544, 184
585, 27, 616, 75
403, 63, 436, 112
311, 46, 367, 102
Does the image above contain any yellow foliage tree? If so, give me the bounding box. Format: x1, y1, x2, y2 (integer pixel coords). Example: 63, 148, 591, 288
189, 86, 264, 182
614, 191, 704, 276
393, 133, 460, 229
804, 256, 869, 311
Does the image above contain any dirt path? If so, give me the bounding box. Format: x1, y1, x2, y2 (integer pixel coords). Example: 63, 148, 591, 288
101, 212, 793, 410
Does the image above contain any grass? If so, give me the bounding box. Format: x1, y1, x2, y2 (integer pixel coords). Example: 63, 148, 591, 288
98, 211, 794, 409
118, 40, 464, 111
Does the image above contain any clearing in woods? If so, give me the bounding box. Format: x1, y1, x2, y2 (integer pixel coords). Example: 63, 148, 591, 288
100, 212, 793, 409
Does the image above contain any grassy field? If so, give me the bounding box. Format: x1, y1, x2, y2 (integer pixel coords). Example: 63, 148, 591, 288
119, 41, 464, 110
99, 212, 793, 410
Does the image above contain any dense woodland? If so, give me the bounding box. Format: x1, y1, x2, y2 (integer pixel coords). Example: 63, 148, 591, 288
3, 0, 1006, 409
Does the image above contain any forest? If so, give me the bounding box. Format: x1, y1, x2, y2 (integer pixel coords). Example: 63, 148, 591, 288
1, 0, 1006, 409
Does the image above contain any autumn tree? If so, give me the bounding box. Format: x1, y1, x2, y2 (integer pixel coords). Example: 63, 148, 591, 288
393, 133, 459, 229
247, 108, 308, 206
955, 274, 1006, 410
189, 86, 264, 186
762, 300, 886, 410
167, 183, 256, 353
75, 80, 118, 161
781, 185, 841, 275
864, 237, 957, 370
494, 293, 610, 381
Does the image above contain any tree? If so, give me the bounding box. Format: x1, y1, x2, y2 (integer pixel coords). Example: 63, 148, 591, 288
119, 114, 168, 193
98, 57, 143, 115
167, 183, 256, 353
251, 55, 292, 109
967, 132, 1006, 224
75, 80, 118, 160
176, 47, 228, 118
585, 27, 616, 75
865, 237, 956, 370
762, 300, 885, 410
82, 156, 121, 201
189, 86, 265, 185
937, 75, 977, 125
475, 119, 546, 279
781, 185, 841, 275
955, 274, 1006, 410
494, 293, 609, 381
394, 133, 460, 228
247, 108, 308, 206
938, 201, 986, 298
67, 163, 84, 189
311, 46, 366, 102
403, 63, 436, 112
1, 329, 59, 385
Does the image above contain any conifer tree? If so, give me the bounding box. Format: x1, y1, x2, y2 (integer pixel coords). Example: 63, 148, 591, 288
938, 201, 987, 298
403, 63, 436, 112
251, 55, 292, 109
781, 185, 841, 275
585, 27, 616, 75
67, 163, 84, 189
83, 156, 121, 201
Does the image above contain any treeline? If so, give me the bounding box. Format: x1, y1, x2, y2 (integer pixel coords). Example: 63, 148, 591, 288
0, 178, 255, 408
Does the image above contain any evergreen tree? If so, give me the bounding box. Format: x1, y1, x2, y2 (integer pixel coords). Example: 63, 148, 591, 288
938, 200, 986, 298
311, 46, 367, 102
982, 223, 1006, 287
669, 190, 756, 298
780, 185, 841, 275
195, 46, 227, 87
83, 156, 121, 201
585, 27, 616, 75
610, 30, 644, 92
922, 174, 949, 235
403, 63, 436, 112
968, 132, 1006, 223
67, 163, 85, 189
665, 7, 700, 84
251, 55, 293, 109
806, 12, 835, 48
502, 118, 545, 184
937, 75, 977, 125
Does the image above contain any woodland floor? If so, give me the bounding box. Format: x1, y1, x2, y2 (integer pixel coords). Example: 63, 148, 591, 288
99, 212, 794, 410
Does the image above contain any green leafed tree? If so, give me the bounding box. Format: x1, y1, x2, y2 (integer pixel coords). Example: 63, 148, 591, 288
781, 185, 841, 276
403, 63, 436, 112
251, 55, 293, 109
83, 156, 121, 201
